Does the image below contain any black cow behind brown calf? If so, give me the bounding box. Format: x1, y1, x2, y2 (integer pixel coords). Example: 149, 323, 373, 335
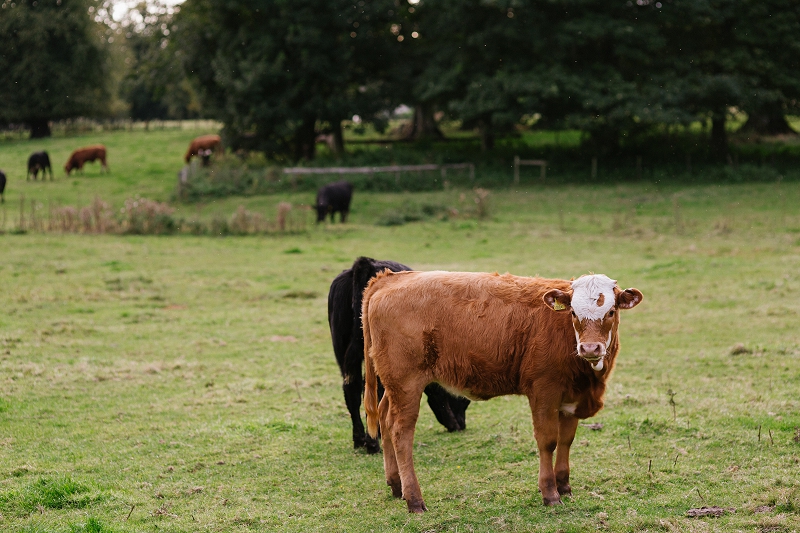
328, 256, 469, 453
0, 170, 6, 203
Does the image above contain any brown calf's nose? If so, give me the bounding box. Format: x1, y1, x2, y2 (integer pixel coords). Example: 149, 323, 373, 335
579, 343, 604, 357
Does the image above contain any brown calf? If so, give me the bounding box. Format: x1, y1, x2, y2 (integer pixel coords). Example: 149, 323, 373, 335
363, 271, 642, 512
184, 134, 222, 163
64, 145, 108, 175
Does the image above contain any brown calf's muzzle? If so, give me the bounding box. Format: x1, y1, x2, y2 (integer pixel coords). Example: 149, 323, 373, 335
578, 342, 605, 360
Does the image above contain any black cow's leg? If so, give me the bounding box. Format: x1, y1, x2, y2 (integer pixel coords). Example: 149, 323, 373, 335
341, 210, 348, 223
423, 383, 462, 432
450, 396, 470, 431
342, 340, 369, 451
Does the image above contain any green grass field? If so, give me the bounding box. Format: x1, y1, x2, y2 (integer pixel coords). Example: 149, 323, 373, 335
1, 130, 800, 532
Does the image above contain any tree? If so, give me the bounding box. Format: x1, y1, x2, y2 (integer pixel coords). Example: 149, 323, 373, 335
734, 0, 800, 135
117, 2, 200, 122
0, 0, 110, 137
173, 0, 395, 161
402, 0, 539, 148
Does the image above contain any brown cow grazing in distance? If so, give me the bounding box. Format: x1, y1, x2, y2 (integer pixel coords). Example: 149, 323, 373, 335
185, 134, 222, 163
65, 145, 108, 175
362, 272, 643, 513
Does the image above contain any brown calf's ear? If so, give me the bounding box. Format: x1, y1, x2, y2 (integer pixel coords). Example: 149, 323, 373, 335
617, 288, 643, 309
543, 289, 572, 311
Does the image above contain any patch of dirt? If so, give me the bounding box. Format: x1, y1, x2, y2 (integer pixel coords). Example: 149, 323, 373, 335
729, 343, 752, 355
268, 335, 297, 343
753, 505, 774, 514
687, 506, 735, 518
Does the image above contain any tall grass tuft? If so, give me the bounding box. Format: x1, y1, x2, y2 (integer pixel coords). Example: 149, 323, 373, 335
120, 197, 177, 235
473, 188, 490, 219
0, 475, 95, 516
17, 197, 308, 236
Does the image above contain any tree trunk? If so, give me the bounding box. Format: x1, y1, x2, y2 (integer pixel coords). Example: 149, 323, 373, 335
332, 120, 345, 155
710, 112, 728, 162
740, 112, 797, 136
29, 119, 51, 138
586, 127, 620, 155
478, 119, 494, 152
407, 103, 443, 141
294, 118, 317, 161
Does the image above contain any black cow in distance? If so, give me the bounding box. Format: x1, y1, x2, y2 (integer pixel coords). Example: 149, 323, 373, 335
0, 170, 6, 203
328, 256, 470, 453
27, 151, 53, 181
316, 180, 352, 223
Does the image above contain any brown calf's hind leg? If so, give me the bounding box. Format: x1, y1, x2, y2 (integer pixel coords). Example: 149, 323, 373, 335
555, 413, 579, 497
379, 394, 402, 498
530, 398, 562, 505
389, 387, 427, 513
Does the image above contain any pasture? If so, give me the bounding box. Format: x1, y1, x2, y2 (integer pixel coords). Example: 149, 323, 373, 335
1, 130, 800, 532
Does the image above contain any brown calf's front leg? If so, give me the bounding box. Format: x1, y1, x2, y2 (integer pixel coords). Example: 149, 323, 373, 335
555, 413, 580, 497
530, 398, 562, 506
378, 394, 402, 498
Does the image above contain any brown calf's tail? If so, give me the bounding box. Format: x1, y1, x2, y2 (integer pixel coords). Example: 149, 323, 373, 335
363, 292, 379, 439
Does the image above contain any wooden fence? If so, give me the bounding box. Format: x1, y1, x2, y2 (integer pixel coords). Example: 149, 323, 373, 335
283, 162, 475, 184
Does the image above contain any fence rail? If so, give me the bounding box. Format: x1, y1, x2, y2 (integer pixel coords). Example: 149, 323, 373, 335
513, 156, 547, 184
283, 162, 475, 184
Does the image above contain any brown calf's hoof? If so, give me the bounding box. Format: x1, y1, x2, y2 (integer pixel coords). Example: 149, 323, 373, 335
406, 500, 428, 513
543, 496, 563, 506
557, 484, 572, 496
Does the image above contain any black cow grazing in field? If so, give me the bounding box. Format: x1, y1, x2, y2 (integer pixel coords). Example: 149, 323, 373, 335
27, 151, 53, 181
0, 170, 6, 203
316, 180, 353, 223
328, 256, 469, 453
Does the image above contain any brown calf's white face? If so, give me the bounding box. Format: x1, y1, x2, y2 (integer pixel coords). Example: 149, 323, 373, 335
543, 274, 643, 371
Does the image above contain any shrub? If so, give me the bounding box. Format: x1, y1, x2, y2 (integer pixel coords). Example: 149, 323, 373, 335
120, 197, 177, 235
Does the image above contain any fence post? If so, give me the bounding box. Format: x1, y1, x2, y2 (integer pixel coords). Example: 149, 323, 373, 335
540, 162, 546, 183
636, 156, 642, 180
514, 156, 520, 185
469, 163, 475, 182
591, 157, 598, 179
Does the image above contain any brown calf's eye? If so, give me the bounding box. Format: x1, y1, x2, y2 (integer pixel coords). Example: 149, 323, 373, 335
608, 310, 615, 317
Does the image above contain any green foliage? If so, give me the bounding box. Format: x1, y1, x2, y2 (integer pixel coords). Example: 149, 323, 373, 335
172, 0, 396, 160
0, 0, 110, 136
117, 2, 200, 121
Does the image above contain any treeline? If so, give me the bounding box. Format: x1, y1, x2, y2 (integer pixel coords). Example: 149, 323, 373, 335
2, 0, 799, 161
